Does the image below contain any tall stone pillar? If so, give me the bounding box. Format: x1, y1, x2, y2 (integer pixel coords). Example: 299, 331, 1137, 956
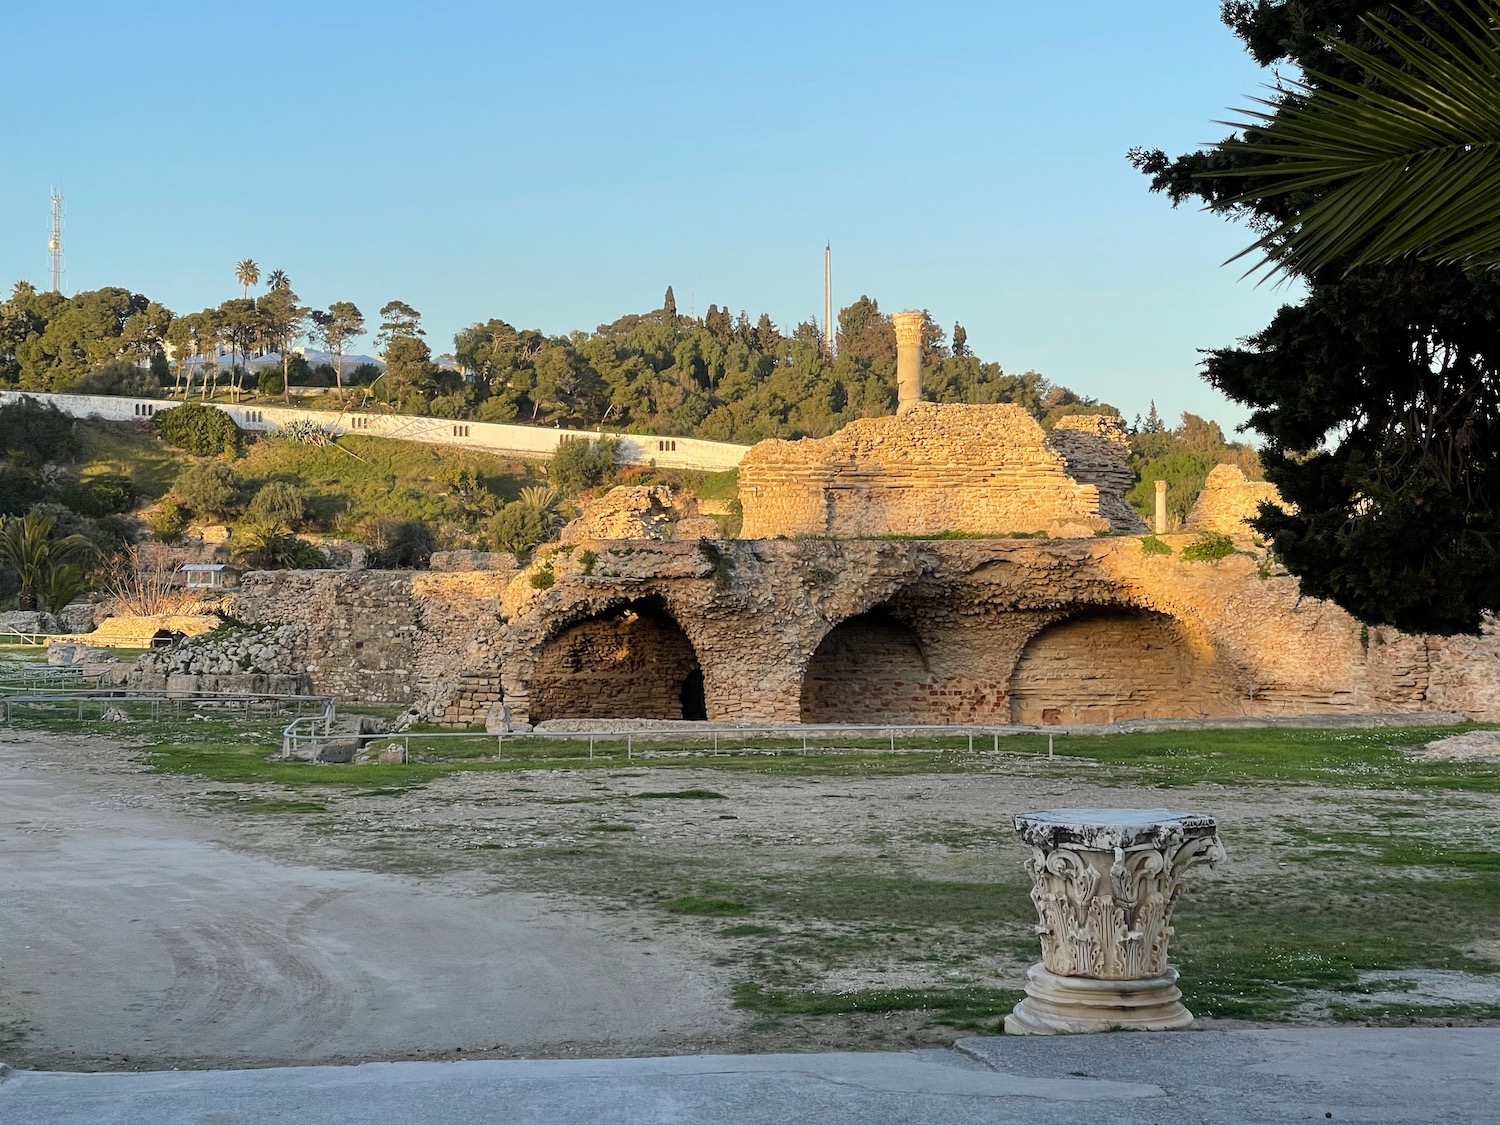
1154, 479, 1167, 534
893, 311, 924, 415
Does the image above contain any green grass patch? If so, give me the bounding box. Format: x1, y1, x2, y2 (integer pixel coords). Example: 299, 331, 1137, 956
733, 983, 1022, 1026
222, 796, 328, 813
1173, 870, 1500, 1019
662, 895, 752, 916
634, 788, 726, 799
1328, 1000, 1500, 1023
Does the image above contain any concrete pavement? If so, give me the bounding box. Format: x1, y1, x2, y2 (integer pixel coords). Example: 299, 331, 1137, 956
4, 1027, 1495, 1124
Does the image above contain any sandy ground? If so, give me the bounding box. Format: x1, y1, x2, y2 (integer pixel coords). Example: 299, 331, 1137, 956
3, 726, 1497, 1072
0, 731, 731, 1071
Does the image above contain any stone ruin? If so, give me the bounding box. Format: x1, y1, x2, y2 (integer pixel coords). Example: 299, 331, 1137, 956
1186, 463, 1286, 535
739, 405, 1147, 539
130, 368, 1500, 732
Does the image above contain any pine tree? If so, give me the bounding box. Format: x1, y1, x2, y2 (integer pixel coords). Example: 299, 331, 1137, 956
662, 286, 677, 326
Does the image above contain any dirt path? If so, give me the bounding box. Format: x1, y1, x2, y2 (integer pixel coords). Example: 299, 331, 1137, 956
0, 732, 732, 1070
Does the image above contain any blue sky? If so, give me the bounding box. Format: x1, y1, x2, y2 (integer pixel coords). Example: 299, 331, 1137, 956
4, 1, 1297, 431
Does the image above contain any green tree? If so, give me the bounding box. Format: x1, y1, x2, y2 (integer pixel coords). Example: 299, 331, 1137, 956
217, 298, 259, 400
258, 282, 307, 405
1131, 0, 1500, 634
662, 286, 677, 326
548, 436, 619, 494
376, 300, 424, 348
0, 512, 94, 612
309, 301, 364, 400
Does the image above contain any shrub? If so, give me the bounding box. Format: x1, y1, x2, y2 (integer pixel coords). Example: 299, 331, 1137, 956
528, 565, 555, 589
65, 473, 135, 518
368, 519, 434, 569
488, 501, 546, 557
548, 436, 620, 495
0, 397, 76, 466
175, 461, 244, 520
247, 481, 307, 529
155, 402, 243, 456
1140, 534, 1173, 557
0, 467, 46, 516
147, 497, 188, 543
233, 521, 327, 570
1180, 532, 1236, 563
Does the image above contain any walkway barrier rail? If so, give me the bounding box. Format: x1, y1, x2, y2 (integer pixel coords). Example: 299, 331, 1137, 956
2, 688, 335, 726
276, 720, 1066, 765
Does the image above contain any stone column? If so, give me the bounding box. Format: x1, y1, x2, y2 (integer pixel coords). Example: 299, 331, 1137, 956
1005, 807, 1224, 1035
893, 311, 924, 415
1154, 479, 1167, 534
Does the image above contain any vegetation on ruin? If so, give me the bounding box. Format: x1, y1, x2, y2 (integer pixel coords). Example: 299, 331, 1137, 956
1133, 0, 1500, 634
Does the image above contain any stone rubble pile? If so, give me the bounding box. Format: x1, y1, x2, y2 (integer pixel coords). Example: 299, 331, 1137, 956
125, 622, 312, 696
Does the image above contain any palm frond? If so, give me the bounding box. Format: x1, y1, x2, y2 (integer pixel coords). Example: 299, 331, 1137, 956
1213, 0, 1500, 277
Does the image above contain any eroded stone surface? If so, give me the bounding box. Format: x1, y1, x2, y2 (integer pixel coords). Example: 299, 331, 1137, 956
738, 405, 1146, 539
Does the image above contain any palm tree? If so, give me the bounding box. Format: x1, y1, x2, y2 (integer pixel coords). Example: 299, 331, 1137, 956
236, 259, 260, 298
266, 269, 290, 292
0, 513, 94, 613
1225, 0, 1500, 277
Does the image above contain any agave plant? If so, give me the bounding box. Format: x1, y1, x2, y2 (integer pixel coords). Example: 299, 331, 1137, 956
1222, 0, 1500, 277
518, 485, 565, 531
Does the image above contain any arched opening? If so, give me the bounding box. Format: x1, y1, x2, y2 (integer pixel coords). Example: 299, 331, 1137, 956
800, 609, 935, 723
529, 600, 706, 723
1008, 606, 1240, 725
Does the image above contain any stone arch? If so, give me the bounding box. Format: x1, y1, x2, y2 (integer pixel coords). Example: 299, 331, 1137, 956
527, 597, 706, 723
1007, 605, 1242, 725
799, 608, 938, 723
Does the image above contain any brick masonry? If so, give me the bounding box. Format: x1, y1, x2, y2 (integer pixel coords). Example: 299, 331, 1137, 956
737, 405, 1148, 539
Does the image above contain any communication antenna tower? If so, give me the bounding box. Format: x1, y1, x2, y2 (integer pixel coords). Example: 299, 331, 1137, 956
823, 242, 834, 358
49, 189, 64, 294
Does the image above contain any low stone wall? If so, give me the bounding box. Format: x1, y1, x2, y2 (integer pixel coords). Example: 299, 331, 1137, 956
0, 390, 749, 472
124, 621, 312, 696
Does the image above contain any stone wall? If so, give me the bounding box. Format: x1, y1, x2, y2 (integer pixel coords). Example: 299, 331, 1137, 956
1007, 608, 1242, 725
226, 536, 1500, 730
495, 536, 1500, 727
228, 567, 515, 721
1186, 464, 1285, 536
738, 404, 1146, 539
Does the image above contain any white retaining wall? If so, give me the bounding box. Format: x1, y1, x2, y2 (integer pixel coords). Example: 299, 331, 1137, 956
0, 390, 749, 472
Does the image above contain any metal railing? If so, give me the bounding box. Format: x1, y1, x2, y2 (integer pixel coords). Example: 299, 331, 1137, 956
2, 687, 335, 725
276, 719, 1064, 765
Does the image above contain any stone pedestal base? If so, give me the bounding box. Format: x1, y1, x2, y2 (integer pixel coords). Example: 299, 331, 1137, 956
1004, 963, 1195, 1035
